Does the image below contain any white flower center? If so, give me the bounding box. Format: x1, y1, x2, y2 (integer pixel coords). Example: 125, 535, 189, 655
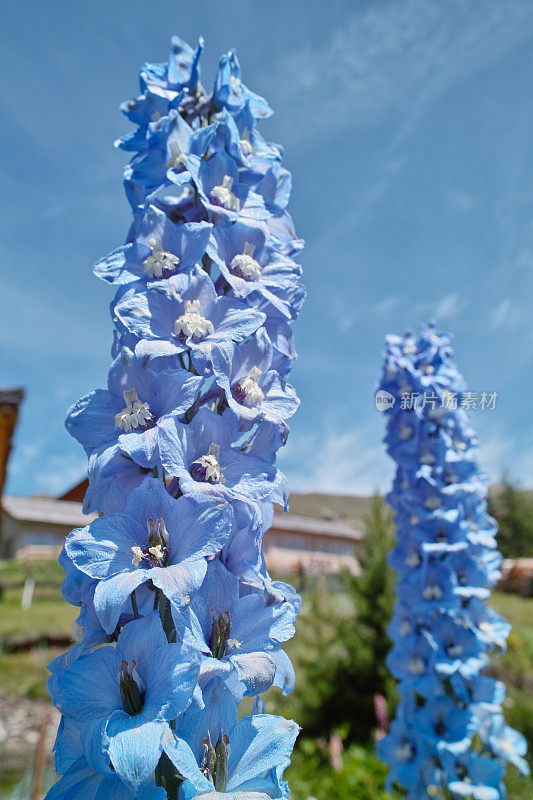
211, 175, 241, 211
408, 657, 426, 675
424, 495, 441, 511
191, 443, 226, 484
149, 544, 165, 561
115, 389, 153, 433
423, 583, 443, 600
230, 242, 262, 281
403, 341, 417, 355
476, 789, 497, 800
240, 137, 254, 156
144, 241, 180, 278
240, 367, 264, 406
230, 75, 241, 93
131, 519, 169, 567
405, 550, 420, 567
499, 736, 515, 755
400, 620, 411, 637
399, 424, 413, 441
395, 742, 414, 761
167, 142, 186, 170
174, 299, 214, 340
447, 644, 463, 657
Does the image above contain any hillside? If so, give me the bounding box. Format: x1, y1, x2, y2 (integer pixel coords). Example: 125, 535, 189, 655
288, 493, 375, 530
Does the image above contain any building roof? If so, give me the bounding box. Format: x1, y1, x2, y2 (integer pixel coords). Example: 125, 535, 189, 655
2, 495, 362, 542
271, 513, 362, 541
2, 495, 96, 528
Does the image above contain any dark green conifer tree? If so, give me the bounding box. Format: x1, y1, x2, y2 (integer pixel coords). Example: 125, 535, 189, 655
294, 495, 397, 743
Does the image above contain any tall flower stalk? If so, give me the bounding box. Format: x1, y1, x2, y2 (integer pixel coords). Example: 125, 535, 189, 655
377, 323, 528, 800
46, 36, 304, 800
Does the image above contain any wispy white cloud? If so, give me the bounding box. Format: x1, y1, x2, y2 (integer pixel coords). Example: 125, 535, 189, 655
280, 422, 393, 495
282, 420, 533, 497
476, 425, 533, 486
292, 0, 533, 261
447, 190, 475, 214
489, 299, 523, 330
273, 0, 533, 144
375, 295, 402, 316
367, 292, 466, 324
433, 292, 466, 321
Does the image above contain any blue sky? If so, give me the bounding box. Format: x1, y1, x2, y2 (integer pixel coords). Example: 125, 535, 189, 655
2, 0, 533, 498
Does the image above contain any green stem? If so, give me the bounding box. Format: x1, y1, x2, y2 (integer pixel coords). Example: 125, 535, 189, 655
185, 391, 201, 424
158, 591, 176, 643
217, 394, 228, 415
131, 590, 140, 620
154, 751, 183, 800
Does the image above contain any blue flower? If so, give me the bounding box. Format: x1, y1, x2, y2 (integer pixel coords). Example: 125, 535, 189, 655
378, 323, 528, 796
212, 49, 273, 120
65, 476, 232, 632
211, 332, 299, 431
45, 756, 167, 800
378, 720, 431, 795
188, 110, 244, 165
207, 218, 304, 320
52, 33, 304, 800
95, 204, 212, 286
158, 407, 279, 505
84, 442, 151, 514
411, 697, 475, 756
173, 559, 296, 699
441, 751, 505, 800
184, 150, 268, 222
114, 267, 265, 374
163, 710, 299, 800
66, 346, 203, 467
49, 614, 199, 791
484, 715, 529, 776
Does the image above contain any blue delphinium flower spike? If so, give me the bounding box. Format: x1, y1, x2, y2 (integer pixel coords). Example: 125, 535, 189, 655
377, 323, 528, 799
47, 36, 304, 800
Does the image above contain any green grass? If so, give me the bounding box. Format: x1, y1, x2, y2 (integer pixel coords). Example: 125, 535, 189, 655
0, 561, 76, 701
0, 769, 26, 796
0, 588, 77, 640
0, 648, 60, 701
0, 559, 65, 586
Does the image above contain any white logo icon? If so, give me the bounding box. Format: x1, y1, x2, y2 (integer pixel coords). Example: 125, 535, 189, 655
375, 390, 395, 412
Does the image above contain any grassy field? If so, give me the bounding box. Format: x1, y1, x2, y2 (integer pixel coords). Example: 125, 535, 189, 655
0, 560, 532, 798
0, 560, 76, 702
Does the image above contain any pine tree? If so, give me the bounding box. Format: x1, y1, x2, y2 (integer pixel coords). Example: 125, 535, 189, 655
294, 495, 397, 744
488, 475, 533, 558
